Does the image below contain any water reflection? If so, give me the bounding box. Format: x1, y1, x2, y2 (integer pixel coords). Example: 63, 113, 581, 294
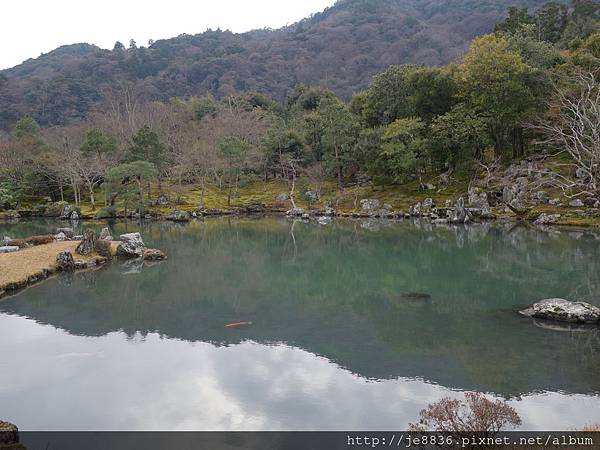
1, 218, 600, 429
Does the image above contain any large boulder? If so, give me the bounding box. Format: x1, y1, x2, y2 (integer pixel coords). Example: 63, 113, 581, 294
520, 298, 600, 324
116, 232, 145, 258
451, 197, 469, 223
56, 251, 75, 271
76, 229, 96, 255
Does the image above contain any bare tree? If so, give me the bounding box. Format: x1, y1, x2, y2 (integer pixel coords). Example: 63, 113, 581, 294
529, 70, 600, 198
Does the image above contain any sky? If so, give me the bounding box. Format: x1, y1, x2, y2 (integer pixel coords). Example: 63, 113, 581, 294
0, 0, 336, 70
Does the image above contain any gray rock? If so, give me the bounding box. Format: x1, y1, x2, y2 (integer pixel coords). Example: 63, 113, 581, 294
54, 232, 68, 242
70, 211, 80, 221
117, 232, 145, 258
410, 202, 422, 217
59, 204, 73, 219
3, 236, 12, 246
317, 216, 332, 225
323, 206, 336, 217
569, 199, 585, 208
156, 195, 169, 206
534, 213, 561, 226
73, 235, 83, 240
56, 227, 74, 238
440, 173, 450, 185
56, 251, 75, 271
549, 198, 561, 206
451, 197, 468, 223
444, 199, 453, 208
576, 167, 589, 180
99, 227, 113, 241
166, 210, 191, 222
535, 191, 550, 204
0, 246, 19, 253
422, 198, 434, 213
520, 298, 600, 324
76, 229, 96, 255
275, 193, 289, 203
304, 190, 320, 203
286, 207, 305, 217
360, 199, 381, 212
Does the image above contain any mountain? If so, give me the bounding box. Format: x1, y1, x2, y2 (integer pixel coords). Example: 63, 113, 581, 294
0, 0, 551, 131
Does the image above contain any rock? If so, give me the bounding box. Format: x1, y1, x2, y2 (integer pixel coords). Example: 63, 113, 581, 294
444, 199, 453, 208
424, 183, 436, 190
276, 193, 289, 203
58, 203, 73, 219
323, 206, 336, 217
301, 213, 310, 220
451, 197, 468, 224
76, 229, 96, 255
360, 199, 381, 212
317, 216, 332, 225
422, 198, 434, 213
520, 298, 600, 324
595, 201, 600, 209
440, 173, 450, 185
56, 251, 75, 271
56, 227, 74, 238
3, 236, 12, 246
144, 248, 167, 261
535, 191, 550, 204
99, 227, 112, 241
286, 207, 305, 217
0, 420, 19, 445
116, 232, 145, 258
576, 167, 589, 180
166, 210, 191, 222
304, 190, 320, 203
534, 213, 561, 226
410, 202, 422, 217
73, 235, 83, 240
0, 246, 19, 253
569, 199, 585, 208
549, 198, 561, 206
70, 210, 80, 221
156, 195, 169, 206
54, 232, 68, 242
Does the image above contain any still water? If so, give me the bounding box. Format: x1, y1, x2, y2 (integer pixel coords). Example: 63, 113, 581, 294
1, 218, 599, 430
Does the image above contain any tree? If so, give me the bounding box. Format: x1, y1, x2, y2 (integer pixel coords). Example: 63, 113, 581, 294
113, 41, 125, 52
529, 70, 600, 198
14, 116, 41, 139
313, 97, 356, 188
457, 34, 542, 159
218, 136, 250, 207
105, 161, 157, 215
380, 118, 428, 184
128, 125, 166, 197
534, 2, 568, 43
80, 128, 116, 156
494, 7, 534, 34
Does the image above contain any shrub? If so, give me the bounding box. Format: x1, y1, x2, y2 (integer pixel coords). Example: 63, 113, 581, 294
409, 392, 522, 437
95, 206, 116, 219
95, 239, 113, 260
44, 201, 69, 217
25, 235, 55, 246
31, 204, 47, 216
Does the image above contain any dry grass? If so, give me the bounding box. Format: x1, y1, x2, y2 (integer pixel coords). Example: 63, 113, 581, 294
0, 241, 119, 293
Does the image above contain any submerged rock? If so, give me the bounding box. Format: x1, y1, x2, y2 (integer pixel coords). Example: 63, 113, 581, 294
116, 232, 145, 258
143, 248, 167, 261
520, 298, 600, 324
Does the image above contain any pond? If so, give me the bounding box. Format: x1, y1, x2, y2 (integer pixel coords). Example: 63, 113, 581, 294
1, 217, 599, 430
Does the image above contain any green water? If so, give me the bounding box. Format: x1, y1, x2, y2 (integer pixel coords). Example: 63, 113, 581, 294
1, 218, 599, 430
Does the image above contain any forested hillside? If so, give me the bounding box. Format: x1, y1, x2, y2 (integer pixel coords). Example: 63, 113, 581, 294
0, 0, 553, 130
